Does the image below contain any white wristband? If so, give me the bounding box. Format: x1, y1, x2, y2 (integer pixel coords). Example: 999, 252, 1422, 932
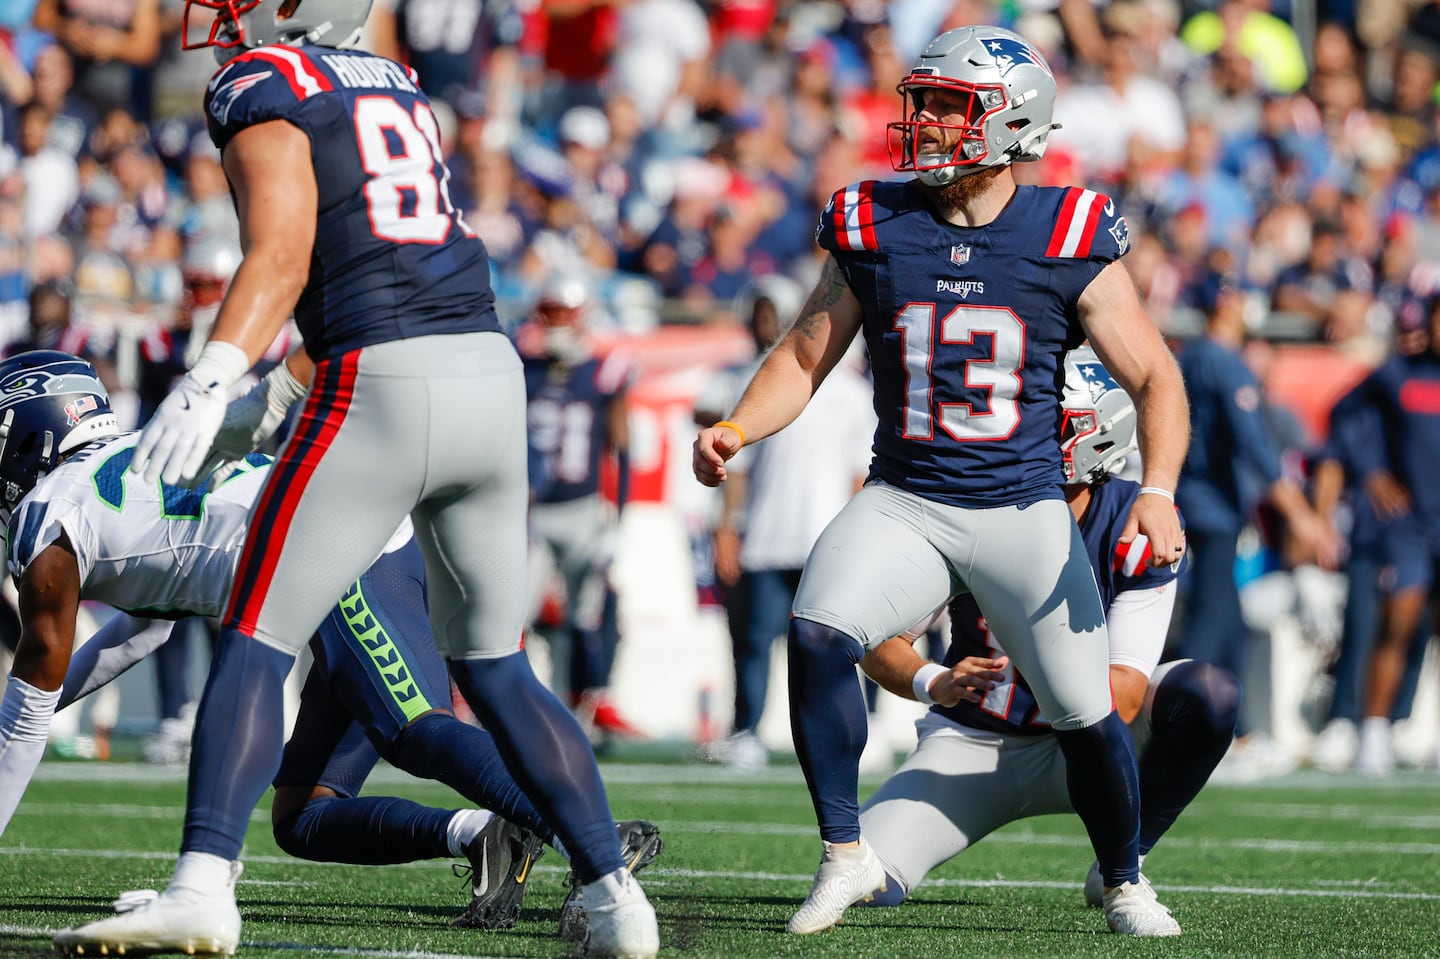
911, 662, 948, 705
260, 360, 309, 410
1138, 486, 1175, 503
187, 341, 251, 393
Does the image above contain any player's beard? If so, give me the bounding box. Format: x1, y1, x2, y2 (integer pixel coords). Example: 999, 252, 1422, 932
924, 165, 1005, 214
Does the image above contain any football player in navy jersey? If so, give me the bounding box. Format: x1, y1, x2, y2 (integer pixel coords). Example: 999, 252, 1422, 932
1174, 272, 1335, 689
1352, 297, 1440, 774
56, 2, 658, 957
856, 348, 1238, 913
517, 276, 642, 736
694, 26, 1191, 937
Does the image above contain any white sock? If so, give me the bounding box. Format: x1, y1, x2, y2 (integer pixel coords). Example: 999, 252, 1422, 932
446, 809, 494, 856
168, 851, 237, 898
0, 676, 61, 837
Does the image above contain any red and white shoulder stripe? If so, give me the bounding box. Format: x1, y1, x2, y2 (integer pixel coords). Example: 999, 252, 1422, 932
233, 46, 333, 100
1112, 534, 1154, 577
594, 349, 636, 395
1045, 187, 1109, 258
829, 181, 880, 252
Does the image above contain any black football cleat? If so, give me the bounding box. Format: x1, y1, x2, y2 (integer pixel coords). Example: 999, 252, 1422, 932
451, 815, 546, 929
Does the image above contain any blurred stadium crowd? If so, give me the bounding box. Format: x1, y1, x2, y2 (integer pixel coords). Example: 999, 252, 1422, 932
1, 0, 1438, 777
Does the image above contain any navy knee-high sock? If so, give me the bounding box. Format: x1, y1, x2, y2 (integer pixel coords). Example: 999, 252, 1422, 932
787, 618, 868, 843
1138, 661, 1240, 854
274, 796, 457, 864
183, 629, 295, 858
449, 651, 623, 884
388, 712, 554, 843
1055, 711, 1141, 888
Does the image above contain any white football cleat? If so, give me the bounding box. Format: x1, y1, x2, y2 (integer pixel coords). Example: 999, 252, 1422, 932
1102, 880, 1181, 936
787, 838, 887, 935
1354, 717, 1395, 777
53, 886, 242, 956
576, 868, 658, 959
1082, 857, 1150, 908
1310, 718, 1358, 773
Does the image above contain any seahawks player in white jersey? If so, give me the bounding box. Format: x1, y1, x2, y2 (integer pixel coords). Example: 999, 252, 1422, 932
0, 351, 662, 945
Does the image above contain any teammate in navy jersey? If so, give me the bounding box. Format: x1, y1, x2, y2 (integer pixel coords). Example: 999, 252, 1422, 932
856, 349, 1238, 911
1308, 373, 1428, 770
1352, 298, 1440, 774
694, 26, 1191, 937
517, 277, 641, 735
1174, 272, 1335, 685
58, 3, 658, 957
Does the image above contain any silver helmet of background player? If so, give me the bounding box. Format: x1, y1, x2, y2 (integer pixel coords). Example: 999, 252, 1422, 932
535, 276, 594, 366
1060, 346, 1137, 485
890, 26, 1061, 187
0, 351, 118, 515
183, 0, 374, 61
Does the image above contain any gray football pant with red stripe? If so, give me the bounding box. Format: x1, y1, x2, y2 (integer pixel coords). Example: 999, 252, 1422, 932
791, 482, 1113, 730
226, 331, 529, 662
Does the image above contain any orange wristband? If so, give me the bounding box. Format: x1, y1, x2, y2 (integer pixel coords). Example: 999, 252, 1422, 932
713, 420, 746, 447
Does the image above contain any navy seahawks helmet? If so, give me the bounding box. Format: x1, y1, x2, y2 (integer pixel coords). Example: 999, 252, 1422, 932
1060, 346, 1137, 485
0, 351, 119, 511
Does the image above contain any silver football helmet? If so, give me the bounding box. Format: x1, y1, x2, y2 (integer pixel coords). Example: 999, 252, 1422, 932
183, 0, 373, 59
1060, 347, 1137, 485
890, 26, 1061, 187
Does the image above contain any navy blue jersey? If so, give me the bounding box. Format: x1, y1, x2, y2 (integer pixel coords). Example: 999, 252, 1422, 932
935, 479, 1183, 735
1319, 381, 1386, 552
204, 45, 501, 360
1176, 336, 1281, 533
817, 181, 1129, 508
1363, 352, 1440, 538
523, 350, 633, 503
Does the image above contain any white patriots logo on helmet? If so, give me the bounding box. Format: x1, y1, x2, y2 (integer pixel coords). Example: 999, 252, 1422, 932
210, 70, 273, 127
981, 36, 1051, 78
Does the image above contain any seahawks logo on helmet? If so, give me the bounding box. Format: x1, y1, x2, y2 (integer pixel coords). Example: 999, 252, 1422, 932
980, 36, 1052, 78
0, 370, 111, 405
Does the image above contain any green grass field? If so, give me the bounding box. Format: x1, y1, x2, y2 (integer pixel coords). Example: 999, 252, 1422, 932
3, 760, 1439, 959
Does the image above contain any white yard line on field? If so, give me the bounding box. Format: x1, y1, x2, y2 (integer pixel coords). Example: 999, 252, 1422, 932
2, 844, 1437, 898
0, 926, 507, 959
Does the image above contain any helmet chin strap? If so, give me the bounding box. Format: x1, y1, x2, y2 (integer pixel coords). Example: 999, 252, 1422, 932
914, 159, 986, 187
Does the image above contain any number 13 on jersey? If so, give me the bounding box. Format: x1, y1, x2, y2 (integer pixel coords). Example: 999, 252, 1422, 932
894, 303, 1025, 442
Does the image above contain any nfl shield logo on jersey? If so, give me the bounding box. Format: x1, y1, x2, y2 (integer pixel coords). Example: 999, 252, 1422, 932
950, 244, 971, 265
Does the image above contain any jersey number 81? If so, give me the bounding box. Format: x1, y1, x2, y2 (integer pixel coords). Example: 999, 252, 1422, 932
353, 96, 474, 245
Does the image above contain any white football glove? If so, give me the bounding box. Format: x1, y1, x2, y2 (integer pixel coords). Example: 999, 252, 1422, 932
131, 342, 252, 487
131, 374, 229, 487
194, 359, 310, 487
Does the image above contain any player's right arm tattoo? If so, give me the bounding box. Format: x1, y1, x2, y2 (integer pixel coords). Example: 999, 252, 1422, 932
791, 257, 849, 342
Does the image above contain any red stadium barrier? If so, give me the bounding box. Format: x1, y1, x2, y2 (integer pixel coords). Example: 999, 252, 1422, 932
596, 325, 755, 503
1262, 345, 1374, 441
